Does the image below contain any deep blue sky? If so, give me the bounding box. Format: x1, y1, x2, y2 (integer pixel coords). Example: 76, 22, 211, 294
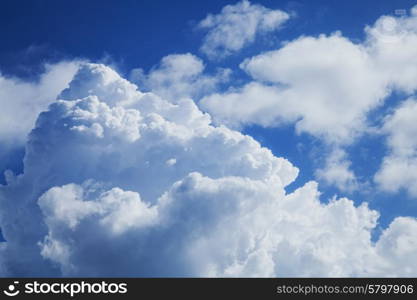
2, 0, 417, 78
1, 0, 417, 235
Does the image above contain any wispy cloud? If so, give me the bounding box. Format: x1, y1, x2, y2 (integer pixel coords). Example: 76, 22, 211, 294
198, 0, 290, 59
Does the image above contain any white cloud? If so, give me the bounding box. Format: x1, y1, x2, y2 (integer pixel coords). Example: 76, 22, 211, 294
59, 63, 139, 107
315, 148, 358, 192
375, 99, 417, 197
202, 33, 387, 144
0, 61, 80, 182
130, 53, 230, 102
201, 82, 285, 130
201, 6, 417, 191
366, 11, 417, 93
0, 63, 416, 276
0, 61, 80, 146
375, 217, 417, 275
36, 176, 377, 277
198, 0, 290, 59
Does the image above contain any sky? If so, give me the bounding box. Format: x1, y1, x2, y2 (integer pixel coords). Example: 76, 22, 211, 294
0, 0, 417, 277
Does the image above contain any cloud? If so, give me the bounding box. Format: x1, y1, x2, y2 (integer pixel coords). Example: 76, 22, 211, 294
375, 216, 417, 275
198, 0, 290, 59
0, 61, 80, 146
201, 33, 387, 144
204, 5, 417, 139
366, 11, 417, 93
201, 6, 417, 191
38, 176, 379, 277
0, 63, 416, 276
130, 53, 230, 102
374, 99, 417, 197
0, 61, 80, 182
315, 148, 358, 192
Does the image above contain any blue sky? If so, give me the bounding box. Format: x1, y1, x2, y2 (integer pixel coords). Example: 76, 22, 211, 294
1, 0, 416, 76
1, 0, 417, 276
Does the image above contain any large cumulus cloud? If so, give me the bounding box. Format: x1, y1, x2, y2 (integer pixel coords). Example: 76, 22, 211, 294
0, 63, 416, 277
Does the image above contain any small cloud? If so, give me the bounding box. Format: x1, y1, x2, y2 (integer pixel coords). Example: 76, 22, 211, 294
198, 0, 290, 59
130, 53, 230, 102
166, 158, 177, 166
315, 148, 359, 193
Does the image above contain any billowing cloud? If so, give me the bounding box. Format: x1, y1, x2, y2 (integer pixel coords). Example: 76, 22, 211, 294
375, 99, 417, 197
130, 53, 230, 102
198, 0, 290, 59
0, 63, 416, 277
